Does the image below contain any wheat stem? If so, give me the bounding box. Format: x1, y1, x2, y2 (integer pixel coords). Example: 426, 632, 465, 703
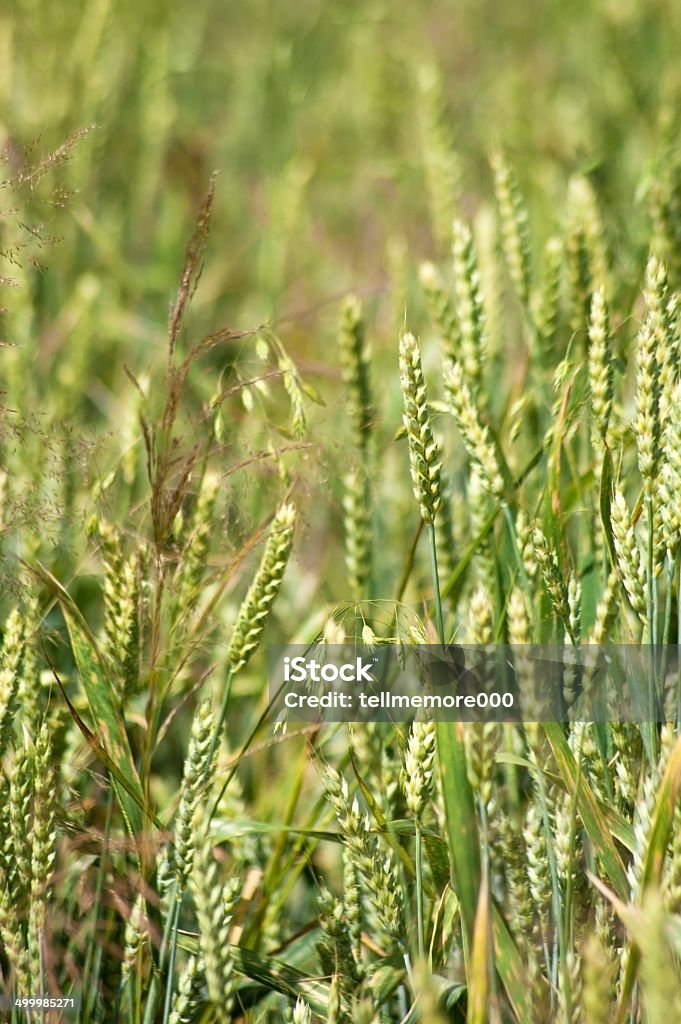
82, 789, 114, 1024
415, 819, 425, 959
428, 523, 445, 646
208, 667, 234, 770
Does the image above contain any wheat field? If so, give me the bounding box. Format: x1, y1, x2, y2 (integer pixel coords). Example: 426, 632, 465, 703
3, 2, 681, 1021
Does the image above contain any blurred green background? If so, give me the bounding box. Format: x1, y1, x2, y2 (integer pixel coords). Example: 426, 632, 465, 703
3, 0, 681, 607
6, 0, 681, 322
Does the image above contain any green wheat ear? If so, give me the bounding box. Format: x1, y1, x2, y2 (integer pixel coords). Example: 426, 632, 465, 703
660, 379, 681, 559
189, 809, 240, 1024
634, 316, 660, 495
533, 235, 563, 354
0, 609, 22, 757
226, 502, 296, 673
339, 294, 374, 452
28, 722, 57, 991
171, 699, 216, 890
611, 489, 647, 624
587, 287, 613, 445
417, 64, 460, 250
451, 217, 486, 395
339, 295, 374, 601
491, 150, 532, 309
343, 468, 372, 602
444, 358, 504, 500
419, 260, 459, 361
292, 995, 312, 1023
401, 717, 436, 819
398, 331, 442, 524
168, 955, 203, 1024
